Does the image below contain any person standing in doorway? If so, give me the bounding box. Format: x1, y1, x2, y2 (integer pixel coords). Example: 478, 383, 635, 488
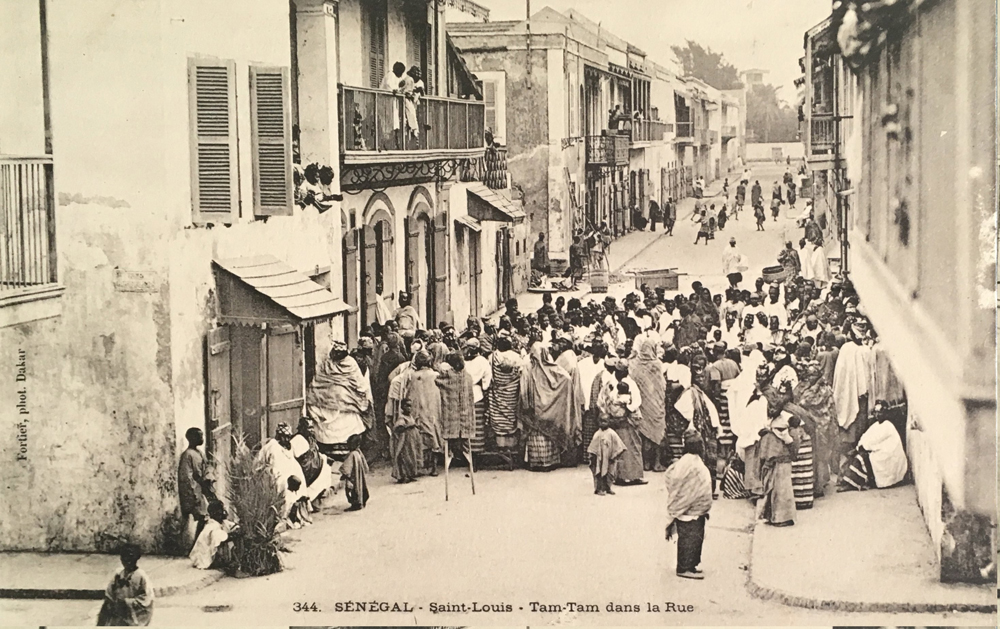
178, 428, 213, 553
532, 232, 550, 277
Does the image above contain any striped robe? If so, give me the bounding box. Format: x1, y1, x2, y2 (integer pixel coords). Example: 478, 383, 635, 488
791, 429, 814, 509
488, 351, 522, 448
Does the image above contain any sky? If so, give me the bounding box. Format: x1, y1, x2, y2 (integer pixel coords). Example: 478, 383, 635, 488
477, 0, 832, 101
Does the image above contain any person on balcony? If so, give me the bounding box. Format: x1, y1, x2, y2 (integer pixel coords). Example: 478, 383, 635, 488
404, 66, 426, 147
381, 62, 407, 145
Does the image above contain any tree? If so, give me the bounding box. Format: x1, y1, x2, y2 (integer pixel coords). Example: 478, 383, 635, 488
671, 40, 743, 89
746, 83, 800, 143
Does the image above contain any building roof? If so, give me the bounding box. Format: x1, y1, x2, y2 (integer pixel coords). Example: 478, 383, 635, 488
466, 183, 525, 223
213, 255, 351, 325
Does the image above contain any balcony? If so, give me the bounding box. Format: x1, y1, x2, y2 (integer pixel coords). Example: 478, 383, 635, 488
339, 85, 485, 165
698, 129, 711, 145
675, 121, 694, 143
809, 114, 837, 156
586, 134, 630, 167
630, 119, 668, 144
709, 130, 719, 144
722, 125, 737, 139
1, 156, 58, 298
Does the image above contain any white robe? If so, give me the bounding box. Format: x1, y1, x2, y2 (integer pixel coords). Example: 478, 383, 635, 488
799, 246, 815, 281
577, 357, 605, 411
833, 342, 873, 429
858, 420, 908, 487
809, 243, 831, 284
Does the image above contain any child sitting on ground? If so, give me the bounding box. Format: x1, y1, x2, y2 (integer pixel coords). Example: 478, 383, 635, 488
190, 500, 240, 572
340, 434, 370, 511
97, 543, 154, 626
587, 413, 626, 496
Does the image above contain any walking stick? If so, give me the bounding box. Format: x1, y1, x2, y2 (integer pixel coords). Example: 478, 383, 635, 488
444, 440, 450, 501
467, 438, 476, 495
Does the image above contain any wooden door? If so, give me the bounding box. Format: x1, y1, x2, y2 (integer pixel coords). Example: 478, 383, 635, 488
342, 229, 359, 346
230, 324, 264, 448
265, 324, 304, 441
432, 212, 449, 326
405, 216, 421, 313
206, 327, 232, 499
360, 224, 378, 330
469, 230, 482, 317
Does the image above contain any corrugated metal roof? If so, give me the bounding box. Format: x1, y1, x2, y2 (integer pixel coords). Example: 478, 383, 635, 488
466, 182, 525, 222
213, 255, 351, 322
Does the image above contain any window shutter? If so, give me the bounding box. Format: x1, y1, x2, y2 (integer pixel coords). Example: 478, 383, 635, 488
368, 1, 387, 89
483, 80, 497, 135
250, 66, 293, 217
189, 58, 238, 225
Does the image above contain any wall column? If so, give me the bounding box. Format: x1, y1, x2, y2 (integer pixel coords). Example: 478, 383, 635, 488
296, 0, 341, 182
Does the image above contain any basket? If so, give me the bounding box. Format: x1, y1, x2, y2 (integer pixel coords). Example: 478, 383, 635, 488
632, 268, 683, 291
762, 265, 790, 283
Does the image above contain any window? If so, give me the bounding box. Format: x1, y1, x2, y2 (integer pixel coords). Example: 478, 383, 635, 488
189, 58, 239, 225
475, 72, 506, 144
249, 66, 293, 217
362, 0, 388, 89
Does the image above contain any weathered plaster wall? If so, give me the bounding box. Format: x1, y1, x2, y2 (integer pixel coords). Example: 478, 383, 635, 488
458, 48, 550, 250
1, 0, 177, 552
0, 1, 44, 154
0, 0, 325, 553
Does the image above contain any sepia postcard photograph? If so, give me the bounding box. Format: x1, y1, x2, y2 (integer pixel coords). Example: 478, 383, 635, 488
0, 0, 996, 626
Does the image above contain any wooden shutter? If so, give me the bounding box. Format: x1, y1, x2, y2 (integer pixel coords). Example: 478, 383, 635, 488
432, 212, 450, 325
361, 224, 378, 329
206, 327, 232, 500
250, 66, 293, 216
405, 217, 421, 297
265, 325, 304, 441
469, 230, 482, 317
342, 229, 359, 347
366, 0, 387, 89
188, 58, 238, 225
483, 80, 497, 135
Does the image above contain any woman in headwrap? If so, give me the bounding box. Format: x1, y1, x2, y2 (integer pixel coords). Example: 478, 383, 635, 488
259, 422, 311, 527
306, 341, 373, 455
790, 358, 837, 496
630, 336, 667, 472
597, 359, 645, 484
674, 361, 721, 496
407, 349, 442, 476
579, 342, 610, 458
290, 416, 333, 511
426, 329, 449, 370
519, 344, 582, 471
372, 332, 407, 460
462, 338, 492, 454
385, 340, 424, 483
487, 336, 523, 454
756, 409, 800, 526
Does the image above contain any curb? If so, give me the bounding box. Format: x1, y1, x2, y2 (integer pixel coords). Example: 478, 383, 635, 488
0, 569, 224, 600
745, 522, 997, 614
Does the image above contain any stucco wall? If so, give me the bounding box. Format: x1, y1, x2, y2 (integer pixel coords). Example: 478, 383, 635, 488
458, 48, 549, 252
0, 0, 317, 553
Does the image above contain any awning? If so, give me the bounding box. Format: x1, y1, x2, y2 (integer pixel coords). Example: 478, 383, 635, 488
466, 183, 525, 223
455, 214, 482, 232
213, 255, 351, 325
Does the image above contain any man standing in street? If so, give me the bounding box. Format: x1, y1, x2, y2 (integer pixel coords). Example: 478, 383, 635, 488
665, 197, 677, 236
751, 180, 762, 208
722, 237, 748, 289
648, 199, 661, 232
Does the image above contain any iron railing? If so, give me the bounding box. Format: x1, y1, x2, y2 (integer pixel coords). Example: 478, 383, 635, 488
675, 121, 694, 138
586, 134, 630, 167
1, 156, 56, 292
340, 85, 485, 154
722, 125, 737, 138
630, 119, 668, 143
